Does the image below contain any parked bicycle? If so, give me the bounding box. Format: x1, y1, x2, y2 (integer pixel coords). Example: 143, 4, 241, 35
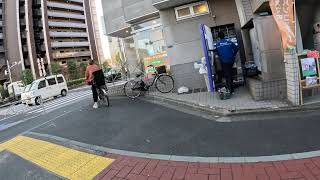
124, 65, 174, 99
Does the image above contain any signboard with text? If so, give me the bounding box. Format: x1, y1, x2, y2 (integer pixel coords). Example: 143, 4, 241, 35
269, 0, 296, 51
143, 52, 169, 74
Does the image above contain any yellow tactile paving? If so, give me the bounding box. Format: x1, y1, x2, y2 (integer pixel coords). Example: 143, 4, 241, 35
1, 136, 114, 180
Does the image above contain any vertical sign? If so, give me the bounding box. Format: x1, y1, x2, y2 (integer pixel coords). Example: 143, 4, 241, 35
199, 24, 214, 92
269, 0, 296, 51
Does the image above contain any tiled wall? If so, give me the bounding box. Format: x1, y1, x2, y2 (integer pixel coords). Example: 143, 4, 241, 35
284, 52, 300, 105
170, 62, 207, 91
247, 78, 287, 101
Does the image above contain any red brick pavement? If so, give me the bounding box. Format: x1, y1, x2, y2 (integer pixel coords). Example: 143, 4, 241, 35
95, 154, 320, 180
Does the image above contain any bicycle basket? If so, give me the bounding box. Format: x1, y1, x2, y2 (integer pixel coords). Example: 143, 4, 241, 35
155, 66, 166, 74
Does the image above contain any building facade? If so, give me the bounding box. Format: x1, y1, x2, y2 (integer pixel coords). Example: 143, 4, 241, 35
0, 0, 98, 83
102, 0, 245, 90
102, 0, 319, 104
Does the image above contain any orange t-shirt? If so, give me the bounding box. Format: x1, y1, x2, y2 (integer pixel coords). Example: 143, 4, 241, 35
85, 64, 100, 84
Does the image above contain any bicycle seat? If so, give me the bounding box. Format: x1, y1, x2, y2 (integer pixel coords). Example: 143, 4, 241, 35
136, 73, 143, 78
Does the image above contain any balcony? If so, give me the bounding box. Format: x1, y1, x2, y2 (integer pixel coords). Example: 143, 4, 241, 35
20, 19, 26, 27
53, 51, 91, 59
0, 21, 2, 26
0, 46, 4, 53
69, 0, 83, 3
47, 11, 85, 20
23, 45, 28, 52
34, 0, 41, 6
33, 10, 42, 17
47, 2, 84, 11
48, 21, 87, 28
21, 32, 27, 39
251, 0, 270, 13
35, 33, 44, 39
51, 41, 89, 48
0, 33, 3, 39
49, 31, 88, 38
152, 0, 199, 10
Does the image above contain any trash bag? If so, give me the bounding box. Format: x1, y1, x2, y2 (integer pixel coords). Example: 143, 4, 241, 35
178, 87, 189, 94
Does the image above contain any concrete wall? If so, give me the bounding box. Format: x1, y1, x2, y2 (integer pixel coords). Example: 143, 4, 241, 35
101, 0, 128, 35
101, 0, 157, 35
5, 0, 23, 81
122, 0, 157, 22
84, 0, 98, 61
159, 0, 243, 89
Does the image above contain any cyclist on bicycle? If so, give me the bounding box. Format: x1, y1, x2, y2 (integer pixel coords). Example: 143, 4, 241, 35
85, 59, 100, 109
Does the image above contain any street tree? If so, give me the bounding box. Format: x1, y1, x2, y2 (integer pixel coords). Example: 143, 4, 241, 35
22, 69, 34, 85
67, 60, 78, 80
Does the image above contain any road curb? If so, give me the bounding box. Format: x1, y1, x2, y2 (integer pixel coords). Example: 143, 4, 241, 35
25, 131, 320, 163
145, 94, 320, 116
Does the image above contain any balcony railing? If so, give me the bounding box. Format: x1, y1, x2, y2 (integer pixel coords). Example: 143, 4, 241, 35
47, 2, 84, 11
48, 21, 87, 28
49, 31, 88, 38
51, 41, 90, 48
48, 11, 85, 20
69, 0, 83, 3
53, 51, 91, 59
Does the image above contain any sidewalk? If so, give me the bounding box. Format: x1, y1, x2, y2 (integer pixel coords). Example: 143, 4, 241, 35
147, 87, 292, 116
98, 153, 320, 180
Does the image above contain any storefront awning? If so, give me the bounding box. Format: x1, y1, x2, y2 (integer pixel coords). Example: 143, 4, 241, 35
152, 0, 200, 10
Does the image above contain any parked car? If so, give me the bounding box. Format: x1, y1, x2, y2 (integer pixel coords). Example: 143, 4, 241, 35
7, 81, 25, 100
20, 84, 31, 104
21, 74, 68, 106
104, 69, 122, 83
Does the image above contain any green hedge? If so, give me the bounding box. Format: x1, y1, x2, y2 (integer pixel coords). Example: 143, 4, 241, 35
67, 78, 85, 89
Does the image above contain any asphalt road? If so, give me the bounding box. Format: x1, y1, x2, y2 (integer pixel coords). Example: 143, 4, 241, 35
0, 87, 319, 158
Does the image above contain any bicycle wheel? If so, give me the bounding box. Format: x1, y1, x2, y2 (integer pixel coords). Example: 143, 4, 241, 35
98, 88, 110, 107
124, 80, 142, 99
155, 75, 174, 93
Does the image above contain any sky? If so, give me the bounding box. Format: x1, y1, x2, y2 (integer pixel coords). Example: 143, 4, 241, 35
95, 0, 111, 59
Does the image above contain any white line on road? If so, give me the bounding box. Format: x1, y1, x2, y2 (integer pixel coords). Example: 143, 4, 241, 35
28, 93, 91, 114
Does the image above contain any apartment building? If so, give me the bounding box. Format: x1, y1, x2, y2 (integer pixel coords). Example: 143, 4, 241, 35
0, 0, 6, 82
0, 0, 97, 83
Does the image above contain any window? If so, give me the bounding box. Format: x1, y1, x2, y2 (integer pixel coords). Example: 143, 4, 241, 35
38, 80, 46, 89
57, 77, 64, 83
175, 1, 210, 21
47, 78, 57, 86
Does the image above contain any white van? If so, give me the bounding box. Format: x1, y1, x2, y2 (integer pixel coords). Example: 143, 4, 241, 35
21, 74, 68, 105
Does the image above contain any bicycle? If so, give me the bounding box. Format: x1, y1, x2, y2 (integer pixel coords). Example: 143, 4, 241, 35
124, 65, 174, 99
93, 69, 110, 107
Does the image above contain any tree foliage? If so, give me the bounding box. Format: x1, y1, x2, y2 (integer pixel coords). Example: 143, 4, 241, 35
67, 60, 78, 80
51, 62, 61, 75
22, 69, 34, 85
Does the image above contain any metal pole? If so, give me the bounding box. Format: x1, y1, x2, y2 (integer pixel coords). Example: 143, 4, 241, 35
6, 60, 12, 84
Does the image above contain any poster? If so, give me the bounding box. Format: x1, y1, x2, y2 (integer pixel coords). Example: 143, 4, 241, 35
144, 52, 169, 74
269, 0, 296, 51
301, 58, 317, 77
